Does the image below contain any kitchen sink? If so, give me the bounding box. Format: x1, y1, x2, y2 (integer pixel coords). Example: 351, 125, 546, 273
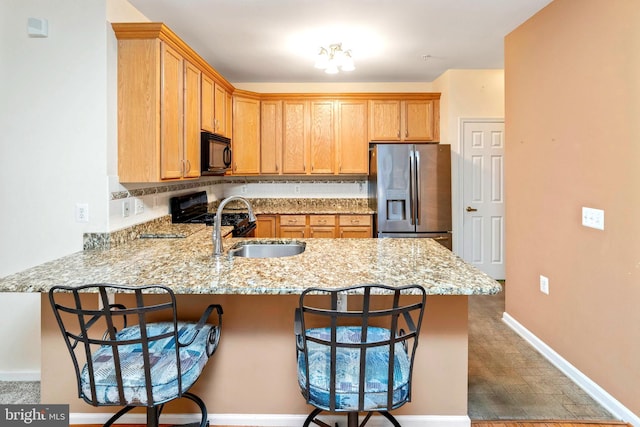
228, 241, 306, 258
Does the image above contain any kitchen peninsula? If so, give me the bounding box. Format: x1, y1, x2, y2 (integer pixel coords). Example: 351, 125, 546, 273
0, 228, 500, 426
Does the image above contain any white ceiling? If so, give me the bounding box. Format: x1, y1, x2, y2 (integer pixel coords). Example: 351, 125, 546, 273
128, 0, 552, 83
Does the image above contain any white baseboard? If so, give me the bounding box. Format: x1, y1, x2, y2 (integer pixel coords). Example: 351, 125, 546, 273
0, 370, 40, 381
70, 412, 470, 427
503, 312, 640, 427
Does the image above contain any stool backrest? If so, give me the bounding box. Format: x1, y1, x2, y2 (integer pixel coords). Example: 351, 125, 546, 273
295, 284, 426, 412
49, 284, 179, 407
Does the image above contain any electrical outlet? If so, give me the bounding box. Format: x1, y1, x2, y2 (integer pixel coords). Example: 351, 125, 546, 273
134, 198, 144, 215
539, 275, 549, 295
122, 200, 130, 218
336, 293, 348, 311
582, 207, 604, 230
75, 203, 89, 223
241, 184, 247, 194
295, 185, 301, 194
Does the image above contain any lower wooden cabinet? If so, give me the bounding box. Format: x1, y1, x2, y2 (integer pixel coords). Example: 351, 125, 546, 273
338, 215, 372, 238
258, 214, 372, 239
255, 215, 277, 238
278, 215, 307, 238
309, 215, 337, 238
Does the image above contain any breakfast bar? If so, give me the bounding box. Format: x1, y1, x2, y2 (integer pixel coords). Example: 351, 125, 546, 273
0, 229, 501, 426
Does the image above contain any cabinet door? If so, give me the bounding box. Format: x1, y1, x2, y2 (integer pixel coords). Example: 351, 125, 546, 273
214, 83, 227, 136
225, 91, 233, 139
339, 227, 372, 238
369, 100, 401, 141
160, 43, 184, 180
404, 100, 436, 141
337, 100, 368, 174
201, 74, 215, 133
278, 215, 307, 237
279, 227, 307, 238
260, 100, 282, 174
339, 215, 372, 238
282, 100, 308, 174
232, 96, 260, 174
183, 60, 201, 178
309, 100, 335, 174
255, 215, 277, 238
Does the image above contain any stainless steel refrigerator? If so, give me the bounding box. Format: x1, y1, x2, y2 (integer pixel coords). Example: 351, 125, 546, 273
368, 143, 452, 249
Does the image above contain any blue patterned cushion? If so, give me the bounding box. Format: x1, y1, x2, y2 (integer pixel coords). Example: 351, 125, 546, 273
297, 326, 411, 411
80, 322, 214, 406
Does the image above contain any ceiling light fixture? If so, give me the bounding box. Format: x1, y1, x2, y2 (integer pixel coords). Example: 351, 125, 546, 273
314, 43, 355, 74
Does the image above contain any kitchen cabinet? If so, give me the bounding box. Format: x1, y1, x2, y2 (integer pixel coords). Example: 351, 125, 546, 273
369, 99, 439, 142
309, 100, 335, 174
309, 215, 337, 238
282, 100, 308, 174
232, 94, 260, 175
278, 215, 307, 238
276, 214, 371, 238
338, 215, 372, 238
261, 97, 368, 176
115, 34, 201, 182
182, 60, 202, 178
260, 100, 283, 174
202, 74, 229, 136
113, 23, 235, 183
336, 100, 368, 174
255, 215, 277, 238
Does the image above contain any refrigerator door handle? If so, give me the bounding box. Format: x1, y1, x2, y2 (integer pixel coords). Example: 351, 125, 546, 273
409, 152, 415, 225
415, 150, 421, 226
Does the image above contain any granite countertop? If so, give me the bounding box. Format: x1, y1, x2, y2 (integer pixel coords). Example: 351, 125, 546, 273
0, 228, 501, 296
222, 198, 375, 215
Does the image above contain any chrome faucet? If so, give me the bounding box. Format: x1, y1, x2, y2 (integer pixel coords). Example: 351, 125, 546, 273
212, 196, 256, 256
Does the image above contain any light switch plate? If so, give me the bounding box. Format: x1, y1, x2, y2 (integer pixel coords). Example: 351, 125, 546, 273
582, 207, 604, 230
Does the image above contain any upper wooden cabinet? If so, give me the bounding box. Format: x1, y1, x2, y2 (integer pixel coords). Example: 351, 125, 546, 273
260, 100, 283, 174
202, 74, 230, 137
115, 36, 199, 182
282, 100, 309, 174
257, 97, 370, 176
336, 100, 368, 174
369, 98, 439, 142
232, 94, 260, 175
309, 100, 335, 174
112, 23, 234, 183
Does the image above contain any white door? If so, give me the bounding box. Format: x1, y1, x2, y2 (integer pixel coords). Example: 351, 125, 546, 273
461, 119, 505, 280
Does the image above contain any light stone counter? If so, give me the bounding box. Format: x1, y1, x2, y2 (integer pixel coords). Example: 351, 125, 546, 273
0, 228, 500, 295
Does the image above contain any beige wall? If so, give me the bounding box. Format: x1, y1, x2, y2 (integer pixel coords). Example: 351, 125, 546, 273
42, 293, 469, 417
505, 0, 640, 417
432, 69, 505, 252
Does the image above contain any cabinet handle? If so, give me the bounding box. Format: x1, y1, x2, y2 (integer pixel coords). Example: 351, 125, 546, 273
397, 130, 400, 138
351, 219, 360, 224
186, 160, 191, 173
288, 219, 298, 224
318, 219, 326, 224
405, 129, 408, 137
275, 164, 279, 172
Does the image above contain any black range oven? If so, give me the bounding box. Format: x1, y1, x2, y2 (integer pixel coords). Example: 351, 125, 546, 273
170, 191, 256, 237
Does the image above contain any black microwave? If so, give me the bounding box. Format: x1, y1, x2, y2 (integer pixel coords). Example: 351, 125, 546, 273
201, 132, 231, 175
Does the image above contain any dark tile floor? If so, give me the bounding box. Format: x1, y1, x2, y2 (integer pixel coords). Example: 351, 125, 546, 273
468, 291, 616, 420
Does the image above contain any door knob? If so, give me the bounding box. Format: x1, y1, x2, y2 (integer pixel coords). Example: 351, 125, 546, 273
466, 206, 478, 212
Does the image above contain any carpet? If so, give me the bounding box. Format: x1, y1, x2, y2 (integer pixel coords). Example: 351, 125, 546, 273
0, 381, 40, 404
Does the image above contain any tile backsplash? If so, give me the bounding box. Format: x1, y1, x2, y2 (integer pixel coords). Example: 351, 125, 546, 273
108, 176, 367, 233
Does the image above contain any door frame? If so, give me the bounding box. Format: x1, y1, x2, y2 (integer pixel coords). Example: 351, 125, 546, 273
454, 117, 505, 258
